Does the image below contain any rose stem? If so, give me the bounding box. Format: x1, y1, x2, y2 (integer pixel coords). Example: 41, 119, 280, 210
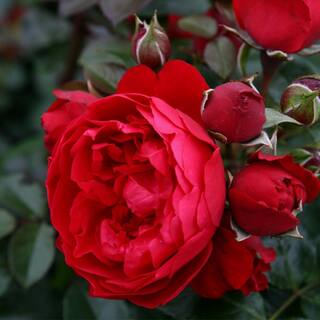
260, 51, 284, 98
268, 282, 320, 320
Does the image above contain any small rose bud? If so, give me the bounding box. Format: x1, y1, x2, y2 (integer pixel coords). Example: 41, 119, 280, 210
201, 81, 265, 143
132, 13, 171, 69
281, 75, 320, 126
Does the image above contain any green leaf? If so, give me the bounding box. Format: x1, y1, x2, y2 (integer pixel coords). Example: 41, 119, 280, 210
290, 148, 313, 164
0, 137, 46, 181
301, 287, 320, 320
264, 108, 302, 128
85, 63, 126, 94
63, 283, 131, 320
223, 293, 266, 320
142, 0, 211, 16
267, 238, 317, 290
158, 288, 199, 320
89, 297, 131, 320
21, 9, 71, 53
63, 284, 96, 320
8, 223, 55, 288
0, 209, 16, 239
59, 0, 97, 16
300, 200, 320, 241
0, 175, 46, 218
79, 40, 134, 93
204, 36, 237, 79
99, 0, 151, 25
158, 289, 266, 320
0, 266, 11, 296
177, 16, 217, 39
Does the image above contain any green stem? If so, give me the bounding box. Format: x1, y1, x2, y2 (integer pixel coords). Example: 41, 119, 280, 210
260, 51, 284, 98
269, 282, 320, 320
59, 14, 86, 85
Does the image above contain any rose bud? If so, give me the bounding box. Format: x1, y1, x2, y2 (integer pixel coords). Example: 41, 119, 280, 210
201, 81, 266, 143
229, 152, 320, 237
233, 0, 320, 53
281, 75, 320, 126
132, 13, 171, 69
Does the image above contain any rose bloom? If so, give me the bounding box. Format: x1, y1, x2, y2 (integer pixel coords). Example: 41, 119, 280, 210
42, 60, 227, 308
192, 215, 276, 298
201, 81, 266, 143
229, 152, 320, 236
233, 0, 320, 53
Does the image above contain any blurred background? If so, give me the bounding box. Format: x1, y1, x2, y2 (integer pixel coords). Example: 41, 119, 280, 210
0, 1, 319, 319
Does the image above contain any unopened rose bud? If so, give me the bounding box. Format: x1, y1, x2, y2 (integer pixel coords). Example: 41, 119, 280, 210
132, 13, 171, 69
229, 152, 320, 237
281, 75, 320, 126
201, 81, 265, 143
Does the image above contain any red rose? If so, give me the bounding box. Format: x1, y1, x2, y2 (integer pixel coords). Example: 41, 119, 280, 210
41, 90, 97, 152
201, 82, 265, 143
43, 60, 226, 308
191, 216, 276, 298
233, 0, 320, 53
229, 152, 320, 236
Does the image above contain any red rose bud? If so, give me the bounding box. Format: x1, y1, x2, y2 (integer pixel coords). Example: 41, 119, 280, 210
201, 81, 266, 143
229, 152, 320, 237
233, 0, 320, 53
281, 75, 320, 126
132, 13, 171, 69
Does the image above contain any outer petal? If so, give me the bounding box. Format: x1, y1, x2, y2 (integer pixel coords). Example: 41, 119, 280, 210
53, 89, 98, 105
243, 236, 276, 264
117, 60, 209, 124
250, 152, 320, 203
229, 188, 299, 236
128, 243, 212, 308
41, 90, 97, 152
116, 65, 158, 96
304, 0, 320, 47
155, 60, 209, 124
191, 228, 254, 298
233, 0, 312, 53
